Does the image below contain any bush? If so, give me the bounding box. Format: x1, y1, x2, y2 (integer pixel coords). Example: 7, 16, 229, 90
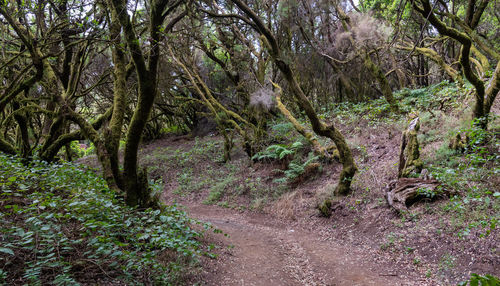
0, 154, 209, 285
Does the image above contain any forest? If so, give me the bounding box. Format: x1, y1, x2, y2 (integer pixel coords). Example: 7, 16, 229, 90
0, 0, 499, 284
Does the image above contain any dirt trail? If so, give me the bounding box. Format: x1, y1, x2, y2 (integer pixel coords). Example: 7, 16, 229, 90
186, 204, 411, 286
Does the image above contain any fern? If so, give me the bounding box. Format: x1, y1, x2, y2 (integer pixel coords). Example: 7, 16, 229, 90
290, 141, 303, 149
273, 154, 320, 183
283, 162, 305, 180
252, 141, 303, 161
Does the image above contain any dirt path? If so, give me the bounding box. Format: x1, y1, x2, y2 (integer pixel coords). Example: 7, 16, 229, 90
186, 204, 414, 286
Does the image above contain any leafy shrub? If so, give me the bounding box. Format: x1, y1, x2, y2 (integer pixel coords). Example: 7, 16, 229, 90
426, 117, 499, 239
458, 273, 500, 286
0, 154, 209, 285
460, 117, 500, 166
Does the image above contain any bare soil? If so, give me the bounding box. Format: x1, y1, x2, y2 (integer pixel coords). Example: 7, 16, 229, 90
179, 203, 414, 286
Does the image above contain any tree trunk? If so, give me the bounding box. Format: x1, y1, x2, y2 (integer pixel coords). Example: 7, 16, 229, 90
398, 117, 423, 178
273, 83, 338, 160
363, 52, 399, 112
105, 7, 128, 189
13, 100, 32, 158
109, 0, 173, 207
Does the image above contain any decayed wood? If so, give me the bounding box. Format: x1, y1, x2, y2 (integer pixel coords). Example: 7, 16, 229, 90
398, 117, 423, 178
385, 178, 452, 213
449, 132, 469, 152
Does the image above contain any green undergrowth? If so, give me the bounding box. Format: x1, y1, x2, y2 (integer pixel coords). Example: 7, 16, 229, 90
458, 273, 500, 286
0, 154, 211, 285
330, 81, 472, 125
252, 141, 320, 184
141, 138, 286, 209
315, 81, 499, 239
425, 120, 500, 238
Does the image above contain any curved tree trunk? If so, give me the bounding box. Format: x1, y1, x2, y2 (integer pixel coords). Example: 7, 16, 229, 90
231, 0, 357, 195
414, 0, 498, 128
13, 100, 32, 158
273, 83, 335, 159
397, 44, 464, 85
362, 52, 399, 111
0, 138, 17, 155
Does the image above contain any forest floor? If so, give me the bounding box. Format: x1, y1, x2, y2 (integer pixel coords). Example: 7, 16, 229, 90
175, 198, 410, 285
139, 121, 497, 285
81, 84, 499, 285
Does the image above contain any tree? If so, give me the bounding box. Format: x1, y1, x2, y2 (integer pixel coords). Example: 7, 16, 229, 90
106, 0, 186, 206
0, 0, 187, 207
412, 0, 499, 127
227, 0, 358, 195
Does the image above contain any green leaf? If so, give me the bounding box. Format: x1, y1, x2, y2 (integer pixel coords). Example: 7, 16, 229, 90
0, 247, 15, 256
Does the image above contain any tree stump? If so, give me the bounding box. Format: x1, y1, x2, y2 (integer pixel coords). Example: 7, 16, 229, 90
385, 178, 453, 213
449, 132, 469, 152
398, 117, 423, 178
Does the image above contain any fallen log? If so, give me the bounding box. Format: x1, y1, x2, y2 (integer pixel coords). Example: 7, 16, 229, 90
385, 177, 453, 213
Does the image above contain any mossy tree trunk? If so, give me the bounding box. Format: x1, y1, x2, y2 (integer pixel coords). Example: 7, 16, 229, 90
362, 52, 399, 111
104, 6, 129, 189
397, 43, 464, 85
109, 0, 185, 206
196, 36, 262, 158
398, 117, 423, 178
231, 0, 357, 195
0, 138, 17, 155
40, 108, 113, 162
109, 0, 159, 206
169, 47, 255, 160
273, 83, 335, 159
13, 99, 32, 159
414, 0, 499, 128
